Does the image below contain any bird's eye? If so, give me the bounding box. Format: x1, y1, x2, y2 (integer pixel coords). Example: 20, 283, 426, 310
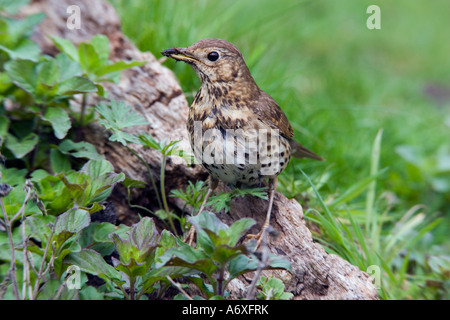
207, 51, 219, 62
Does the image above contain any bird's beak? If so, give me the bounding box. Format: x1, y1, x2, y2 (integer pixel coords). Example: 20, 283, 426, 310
161, 47, 198, 63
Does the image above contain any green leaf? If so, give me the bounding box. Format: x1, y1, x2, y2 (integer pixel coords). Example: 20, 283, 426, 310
109, 131, 141, 146
37, 58, 59, 87
55, 53, 82, 82
58, 139, 104, 160
90, 34, 110, 61
211, 244, 246, 264
78, 42, 99, 75
64, 249, 123, 282
207, 192, 232, 213
79, 286, 104, 300
138, 132, 161, 150
95, 100, 149, 145
189, 211, 229, 253
0, 166, 26, 187
110, 218, 159, 278
256, 277, 293, 300
56, 159, 124, 206
96, 100, 149, 130
57, 172, 85, 200
81, 158, 114, 178
4, 59, 37, 95
0, 72, 13, 94
228, 218, 255, 247
159, 229, 177, 250
0, 115, 10, 140
110, 219, 159, 278
53, 209, 90, 249
54, 208, 90, 235
0, 0, 31, 14
78, 222, 127, 257
0, 39, 41, 61
51, 36, 79, 62
190, 210, 229, 235
5, 132, 38, 158
4, 13, 45, 45
95, 83, 105, 97
129, 217, 159, 252
227, 255, 258, 278
80, 202, 104, 214
95, 223, 130, 242
37, 280, 79, 300
50, 148, 71, 173
266, 254, 292, 271
56, 76, 97, 95
122, 177, 146, 189
42, 107, 71, 139
26, 214, 55, 244
162, 253, 216, 276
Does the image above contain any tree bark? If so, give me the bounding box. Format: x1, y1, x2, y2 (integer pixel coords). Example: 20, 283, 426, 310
22, 0, 378, 300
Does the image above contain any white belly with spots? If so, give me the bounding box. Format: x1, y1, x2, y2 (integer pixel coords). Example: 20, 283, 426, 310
191, 125, 291, 186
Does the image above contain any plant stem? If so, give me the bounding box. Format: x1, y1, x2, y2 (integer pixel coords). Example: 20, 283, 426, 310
32, 217, 58, 300
246, 233, 269, 300
160, 155, 178, 236
126, 146, 163, 209
29, 114, 43, 172
126, 187, 154, 215
217, 266, 225, 297
80, 93, 88, 126
166, 276, 193, 300
0, 198, 20, 299
118, 283, 130, 299
129, 276, 135, 300
21, 214, 30, 300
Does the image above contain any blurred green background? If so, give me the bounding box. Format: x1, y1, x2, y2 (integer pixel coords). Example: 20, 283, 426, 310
109, 0, 450, 299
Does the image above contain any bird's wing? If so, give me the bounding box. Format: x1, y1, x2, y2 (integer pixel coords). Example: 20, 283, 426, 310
251, 91, 294, 139
252, 91, 324, 161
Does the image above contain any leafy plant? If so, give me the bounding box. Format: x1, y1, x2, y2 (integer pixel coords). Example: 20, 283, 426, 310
206, 186, 268, 213
0, 11, 43, 64
95, 100, 194, 235
31, 159, 125, 215
51, 35, 144, 84
158, 211, 290, 299
256, 276, 293, 300
4, 55, 97, 106
0, 10, 154, 299
51, 35, 145, 124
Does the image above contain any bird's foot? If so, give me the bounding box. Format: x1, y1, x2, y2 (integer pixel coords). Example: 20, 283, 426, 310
184, 226, 196, 246
246, 229, 266, 249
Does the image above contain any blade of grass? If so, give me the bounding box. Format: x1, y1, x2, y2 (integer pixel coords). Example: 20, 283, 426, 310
367, 129, 383, 250
328, 168, 387, 210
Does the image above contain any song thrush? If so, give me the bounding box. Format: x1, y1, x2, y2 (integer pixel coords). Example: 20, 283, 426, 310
162, 38, 323, 246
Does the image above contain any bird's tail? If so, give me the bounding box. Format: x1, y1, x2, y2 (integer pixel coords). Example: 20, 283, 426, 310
289, 140, 324, 161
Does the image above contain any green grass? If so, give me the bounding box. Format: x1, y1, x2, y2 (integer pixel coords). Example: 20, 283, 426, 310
109, 0, 450, 299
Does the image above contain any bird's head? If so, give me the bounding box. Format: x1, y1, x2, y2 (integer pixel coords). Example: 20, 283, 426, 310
162, 38, 254, 86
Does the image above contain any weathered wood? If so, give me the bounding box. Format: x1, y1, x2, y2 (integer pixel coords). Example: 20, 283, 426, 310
24, 0, 378, 299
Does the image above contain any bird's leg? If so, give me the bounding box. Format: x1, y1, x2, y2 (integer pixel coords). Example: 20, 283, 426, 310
247, 177, 277, 248
184, 176, 218, 245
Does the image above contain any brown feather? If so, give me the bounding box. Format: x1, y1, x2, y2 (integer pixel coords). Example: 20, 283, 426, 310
251, 91, 294, 139
252, 91, 323, 161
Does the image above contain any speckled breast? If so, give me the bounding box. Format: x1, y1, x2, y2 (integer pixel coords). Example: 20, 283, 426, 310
187, 104, 291, 186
